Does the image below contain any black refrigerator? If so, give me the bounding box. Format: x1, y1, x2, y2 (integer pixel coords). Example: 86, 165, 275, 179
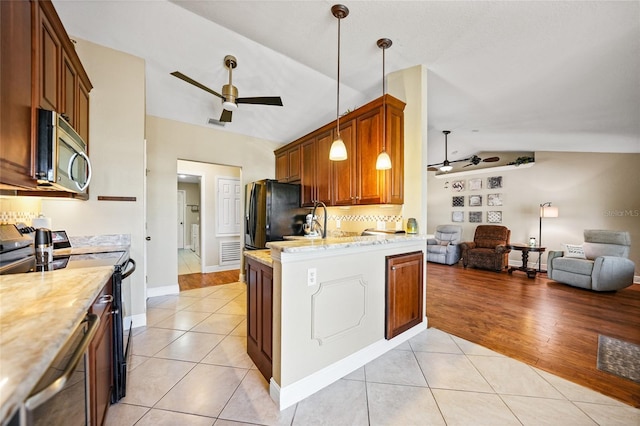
245, 179, 304, 250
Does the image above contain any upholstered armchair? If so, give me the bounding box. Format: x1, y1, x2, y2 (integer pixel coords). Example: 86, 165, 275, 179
461, 225, 511, 272
427, 225, 463, 265
547, 230, 635, 291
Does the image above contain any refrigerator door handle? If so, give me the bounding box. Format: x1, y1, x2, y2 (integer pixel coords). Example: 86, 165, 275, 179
247, 183, 256, 245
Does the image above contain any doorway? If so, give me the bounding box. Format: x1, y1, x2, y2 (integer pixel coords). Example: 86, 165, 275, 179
178, 174, 202, 275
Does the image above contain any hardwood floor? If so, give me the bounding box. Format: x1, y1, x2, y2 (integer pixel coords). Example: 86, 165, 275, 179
426, 261, 640, 408
178, 269, 241, 291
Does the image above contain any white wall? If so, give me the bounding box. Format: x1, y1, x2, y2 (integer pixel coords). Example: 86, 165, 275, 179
427, 152, 640, 273
145, 115, 279, 294
40, 39, 147, 322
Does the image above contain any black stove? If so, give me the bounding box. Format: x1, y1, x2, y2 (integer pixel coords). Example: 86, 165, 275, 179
47, 251, 128, 271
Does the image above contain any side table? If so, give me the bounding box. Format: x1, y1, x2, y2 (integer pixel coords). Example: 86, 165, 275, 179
508, 243, 546, 278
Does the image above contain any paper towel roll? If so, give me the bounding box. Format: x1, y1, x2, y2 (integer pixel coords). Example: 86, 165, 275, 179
32, 216, 52, 230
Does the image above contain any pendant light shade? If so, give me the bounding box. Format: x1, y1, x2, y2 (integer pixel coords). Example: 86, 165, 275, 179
329, 4, 349, 161
376, 38, 392, 170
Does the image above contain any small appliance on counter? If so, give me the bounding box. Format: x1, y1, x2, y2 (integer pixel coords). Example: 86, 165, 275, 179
34, 228, 53, 267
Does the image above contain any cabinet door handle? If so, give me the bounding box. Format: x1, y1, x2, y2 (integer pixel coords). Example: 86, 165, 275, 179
99, 294, 114, 304
391, 266, 396, 270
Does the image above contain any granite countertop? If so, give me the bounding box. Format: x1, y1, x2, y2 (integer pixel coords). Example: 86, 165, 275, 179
244, 249, 273, 267
0, 266, 115, 423
53, 245, 129, 256
267, 234, 427, 254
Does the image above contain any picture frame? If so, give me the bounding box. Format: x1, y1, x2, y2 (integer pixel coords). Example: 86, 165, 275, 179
487, 193, 503, 206
469, 211, 482, 223
452, 196, 465, 207
469, 195, 482, 207
487, 211, 503, 223
451, 180, 465, 192
487, 176, 503, 189
452, 211, 464, 223
468, 178, 482, 190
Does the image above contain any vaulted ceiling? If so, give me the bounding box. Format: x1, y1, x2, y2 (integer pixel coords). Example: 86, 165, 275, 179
53, 1, 640, 163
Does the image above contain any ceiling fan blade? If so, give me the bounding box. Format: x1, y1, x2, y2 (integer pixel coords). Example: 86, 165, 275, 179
427, 166, 439, 172
171, 71, 224, 99
220, 109, 233, 122
482, 157, 500, 162
236, 96, 283, 106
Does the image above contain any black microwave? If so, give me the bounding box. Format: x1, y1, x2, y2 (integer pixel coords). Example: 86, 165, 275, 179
36, 108, 92, 194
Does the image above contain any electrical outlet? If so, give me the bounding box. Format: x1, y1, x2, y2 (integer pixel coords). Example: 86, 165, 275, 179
377, 221, 385, 230
307, 268, 317, 286
336, 219, 341, 228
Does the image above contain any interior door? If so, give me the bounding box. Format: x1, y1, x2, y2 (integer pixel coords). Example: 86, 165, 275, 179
177, 190, 185, 249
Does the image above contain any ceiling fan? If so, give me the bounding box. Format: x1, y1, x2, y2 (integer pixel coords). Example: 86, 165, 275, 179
171, 55, 283, 123
427, 130, 500, 172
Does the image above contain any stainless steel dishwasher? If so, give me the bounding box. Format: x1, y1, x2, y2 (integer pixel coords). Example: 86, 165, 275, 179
21, 313, 99, 426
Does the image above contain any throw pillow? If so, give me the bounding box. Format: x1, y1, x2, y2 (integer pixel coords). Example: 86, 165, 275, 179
438, 240, 450, 246
564, 243, 586, 259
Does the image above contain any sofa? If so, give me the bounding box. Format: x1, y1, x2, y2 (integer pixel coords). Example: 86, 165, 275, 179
461, 225, 511, 272
426, 225, 463, 265
547, 229, 635, 291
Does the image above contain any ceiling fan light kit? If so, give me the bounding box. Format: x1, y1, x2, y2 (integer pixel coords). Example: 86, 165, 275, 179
329, 4, 349, 162
170, 54, 282, 123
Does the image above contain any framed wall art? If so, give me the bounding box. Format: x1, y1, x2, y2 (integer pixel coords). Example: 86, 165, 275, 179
487, 176, 503, 189
468, 178, 482, 190
469, 211, 482, 223
469, 195, 482, 207
452, 196, 465, 207
487, 193, 503, 206
451, 180, 465, 192
487, 211, 503, 223
452, 211, 464, 222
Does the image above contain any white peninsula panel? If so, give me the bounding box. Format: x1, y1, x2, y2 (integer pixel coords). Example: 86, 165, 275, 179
266, 235, 427, 409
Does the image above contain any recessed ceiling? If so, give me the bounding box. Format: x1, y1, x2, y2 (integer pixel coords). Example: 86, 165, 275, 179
53, 1, 640, 163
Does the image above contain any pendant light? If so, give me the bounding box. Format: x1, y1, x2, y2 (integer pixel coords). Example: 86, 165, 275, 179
375, 38, 392, 170
440, 130, 453, 172
329, 4, 349, 161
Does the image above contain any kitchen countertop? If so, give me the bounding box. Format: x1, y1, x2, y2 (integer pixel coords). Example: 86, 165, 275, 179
244, 249, 273, 267
0, 261, 121, 423
267, 234, 427, 254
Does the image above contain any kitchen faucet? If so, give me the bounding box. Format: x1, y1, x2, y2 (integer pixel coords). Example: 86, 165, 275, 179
311, 201, 328, 239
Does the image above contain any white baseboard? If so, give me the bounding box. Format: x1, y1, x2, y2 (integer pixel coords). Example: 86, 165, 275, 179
128, 313, 147, 329
146, 284, 179, 298
202, 263, 241, 274
270, 319, 427, 410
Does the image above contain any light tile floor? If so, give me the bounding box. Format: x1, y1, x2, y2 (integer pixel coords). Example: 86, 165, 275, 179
107, 282, 640, 426
178, 248, 201, 275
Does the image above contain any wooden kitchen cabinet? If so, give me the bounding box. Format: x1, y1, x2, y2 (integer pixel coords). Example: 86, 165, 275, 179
275, 144, 301, 183
275, 94, 405, 207
0, 0, 37, 190
385, 251, 423, 339
246, 257, 274, 381
300, 129, 333, 207
0, 0, 92, 194
89, 279, 114, 426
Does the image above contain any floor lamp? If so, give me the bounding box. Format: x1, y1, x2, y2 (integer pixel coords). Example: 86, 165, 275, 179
538, 202, 559, 272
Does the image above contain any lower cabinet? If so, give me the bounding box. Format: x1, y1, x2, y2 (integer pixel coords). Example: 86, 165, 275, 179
88, 279, 114, 426
385, 251, 424, 339
246, 257, 273, 381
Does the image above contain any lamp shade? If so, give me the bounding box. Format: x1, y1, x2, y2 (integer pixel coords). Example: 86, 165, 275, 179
439, 163, 453, 172
376, 151, 392, 170
329, 138, 348, 161
541, 206, 559, 218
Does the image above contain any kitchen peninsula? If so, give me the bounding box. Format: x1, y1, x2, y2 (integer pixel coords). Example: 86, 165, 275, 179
245, 234, 427, 410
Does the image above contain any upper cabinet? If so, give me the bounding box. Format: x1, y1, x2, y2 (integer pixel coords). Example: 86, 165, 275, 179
276, 94, 405, 207
275, 144, 300, 183
0, 0, 92, 194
